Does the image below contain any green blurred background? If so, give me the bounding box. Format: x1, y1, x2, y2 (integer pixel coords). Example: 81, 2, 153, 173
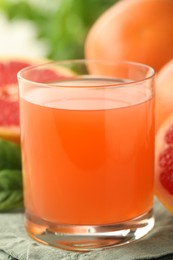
0, 0, 118, 60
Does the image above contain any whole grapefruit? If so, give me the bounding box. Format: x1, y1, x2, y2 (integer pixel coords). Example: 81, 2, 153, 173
85, 0, 173, 71
155, 113, 173, 213
155, 59, 173, 132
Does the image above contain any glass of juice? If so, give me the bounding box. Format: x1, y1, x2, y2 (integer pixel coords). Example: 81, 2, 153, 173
17, 60, 155, 251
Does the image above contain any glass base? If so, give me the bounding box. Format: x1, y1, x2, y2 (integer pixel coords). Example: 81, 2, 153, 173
25, 209, 154, 252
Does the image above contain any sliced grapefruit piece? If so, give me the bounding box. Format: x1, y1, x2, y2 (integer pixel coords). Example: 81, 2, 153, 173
155, 112, 173, 213
0, 57, 37, 144
0, 99, 20, 144
0, 57, 75, 145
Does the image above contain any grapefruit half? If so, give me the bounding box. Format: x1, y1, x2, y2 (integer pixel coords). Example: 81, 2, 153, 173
155, 59, 173, 132
0, 57, 74, 145
0, 57, 36, 144
155, 113, 173, 213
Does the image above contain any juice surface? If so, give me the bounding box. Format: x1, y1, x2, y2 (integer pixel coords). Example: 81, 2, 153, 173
20, 79, 154, 225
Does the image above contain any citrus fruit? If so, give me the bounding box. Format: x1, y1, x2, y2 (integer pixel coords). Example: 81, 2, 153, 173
0, 57, 35, 144
85, 0, 173, 72
0, 57, 73, 145
155, 113, 173, 213
155, 59, 173, 132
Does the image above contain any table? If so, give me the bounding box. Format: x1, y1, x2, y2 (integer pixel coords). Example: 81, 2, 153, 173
0, 199, 173, 260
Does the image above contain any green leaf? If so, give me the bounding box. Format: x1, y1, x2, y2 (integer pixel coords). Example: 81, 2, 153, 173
0, 169, 22, 190
0, 190, 23, 212
0, 139, 21, 170
0, 169, 23, 212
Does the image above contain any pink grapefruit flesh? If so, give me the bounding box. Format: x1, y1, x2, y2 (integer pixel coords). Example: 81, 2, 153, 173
0, 58, 75, 144
0, 59, 32, 144
155, 113, 173, 212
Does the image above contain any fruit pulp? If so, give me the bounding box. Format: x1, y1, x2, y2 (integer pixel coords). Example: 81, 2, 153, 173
20, 78, 154, 225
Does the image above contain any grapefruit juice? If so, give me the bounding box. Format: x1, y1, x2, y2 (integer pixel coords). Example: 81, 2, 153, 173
20, 78, 154, 226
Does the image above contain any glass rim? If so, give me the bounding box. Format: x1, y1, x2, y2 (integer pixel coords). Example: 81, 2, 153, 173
17, 59, 155, 88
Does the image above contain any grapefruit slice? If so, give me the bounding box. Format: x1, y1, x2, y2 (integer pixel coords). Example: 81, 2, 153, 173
0, 58, 75, 145
155, 112, 173, 213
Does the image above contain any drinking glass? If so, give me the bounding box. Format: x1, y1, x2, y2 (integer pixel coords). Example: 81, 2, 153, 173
18, 60, 155, 251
